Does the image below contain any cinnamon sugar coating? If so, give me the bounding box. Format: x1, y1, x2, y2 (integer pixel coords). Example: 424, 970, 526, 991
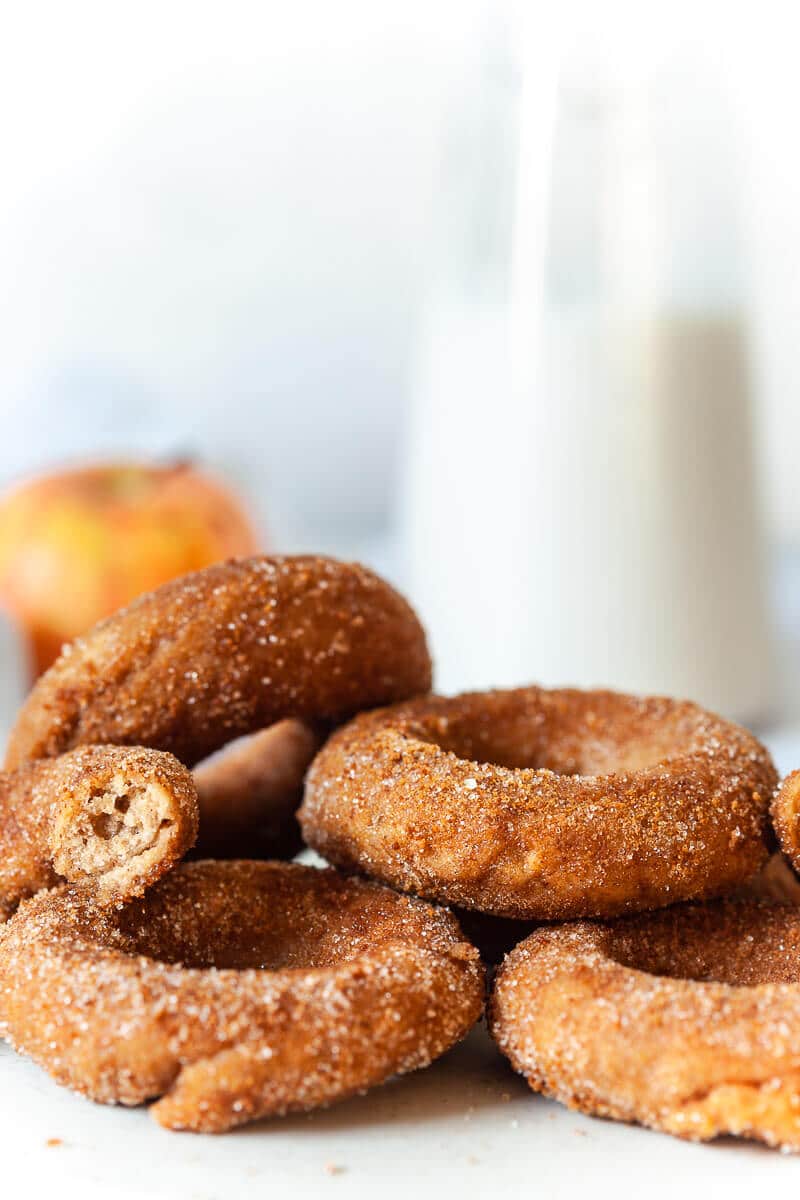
0, 745, 198, 918
300, 687, 776, 919
5, 555, 432, 771
0, 861, 484, 1132
192, 720, 322, 860
772, 772, 800, 877
490, 900, 800, 1150
737, 851, 800, 904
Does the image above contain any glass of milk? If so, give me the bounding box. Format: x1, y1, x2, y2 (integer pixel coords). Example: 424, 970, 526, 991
402, 25, 774, 721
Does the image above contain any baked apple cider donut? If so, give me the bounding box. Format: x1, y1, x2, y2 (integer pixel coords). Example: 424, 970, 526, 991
490, 900, 800, 1150
0, 861, 484, 1132
771, 771, 800, 877
737, 851, 800, 905
191, 720, 322, 860
300, 687, 776, 919
0, 745, 198, 919
5, 555, 432, 771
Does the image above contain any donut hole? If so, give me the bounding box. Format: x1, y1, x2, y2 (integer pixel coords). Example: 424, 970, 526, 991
412, 690, 708, 777
606, 903, 800, 987
51, 775, 178, 892
116, 862, 441, 972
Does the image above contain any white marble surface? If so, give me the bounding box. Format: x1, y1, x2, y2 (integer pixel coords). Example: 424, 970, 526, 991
4, 1017, 800, 1200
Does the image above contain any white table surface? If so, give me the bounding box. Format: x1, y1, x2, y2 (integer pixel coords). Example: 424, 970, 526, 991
2, 728, 800, 1199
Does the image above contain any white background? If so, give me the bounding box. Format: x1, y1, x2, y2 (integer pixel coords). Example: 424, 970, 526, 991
1, 1, 800, 544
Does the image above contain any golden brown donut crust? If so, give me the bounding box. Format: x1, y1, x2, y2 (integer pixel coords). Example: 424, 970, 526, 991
0, 861, 483, 1132
192, 720, 322, 859
0, 745, 198, 919
300, 687, 776, 919
737, 851, 800, 905
5, 555, 432, 771
772, 771, 800, 877
489, 900, 800, 1150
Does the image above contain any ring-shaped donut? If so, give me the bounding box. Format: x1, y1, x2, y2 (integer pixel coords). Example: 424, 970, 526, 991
299, 687, 776, 919
5, 555, 431, 770
0, 861, 483, 1132
0, 745, 198, 919
489, 900, 800, 1150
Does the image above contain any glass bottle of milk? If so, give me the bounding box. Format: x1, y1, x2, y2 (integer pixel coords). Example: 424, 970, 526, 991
402, 33, 774, 720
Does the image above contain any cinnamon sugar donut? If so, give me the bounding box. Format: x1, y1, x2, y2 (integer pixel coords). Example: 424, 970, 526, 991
300, 687, 776, 919
192, 720, 322, 860
737, 851, 800, 905
489, 900, 800, 1150
0, 745, 198, 919
0, 861, 484, 1132
772, 772, 800, 878
5, 555, 431, 771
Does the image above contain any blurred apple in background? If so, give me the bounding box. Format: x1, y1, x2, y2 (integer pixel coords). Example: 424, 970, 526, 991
0, 461, 260, 677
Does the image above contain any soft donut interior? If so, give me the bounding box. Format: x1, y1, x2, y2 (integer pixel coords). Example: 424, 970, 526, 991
605, 903, 800, 987
51, 773, 178, 897
414, 690, 706, 777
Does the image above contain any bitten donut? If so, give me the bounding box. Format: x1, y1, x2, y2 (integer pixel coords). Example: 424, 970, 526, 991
5, 555, 432, 771
0, 745, 198, 919
192, 720, 322, 860
772, 772, 800, 877
489, 900, 800, 1150
0, 861, 484, 1132
300, 687, 776, 919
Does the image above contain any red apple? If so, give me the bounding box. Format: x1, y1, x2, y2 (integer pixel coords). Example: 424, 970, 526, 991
0, 460, 261, 676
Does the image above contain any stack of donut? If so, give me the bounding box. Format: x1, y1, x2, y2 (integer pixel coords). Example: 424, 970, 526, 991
1, 554, 799, 1151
